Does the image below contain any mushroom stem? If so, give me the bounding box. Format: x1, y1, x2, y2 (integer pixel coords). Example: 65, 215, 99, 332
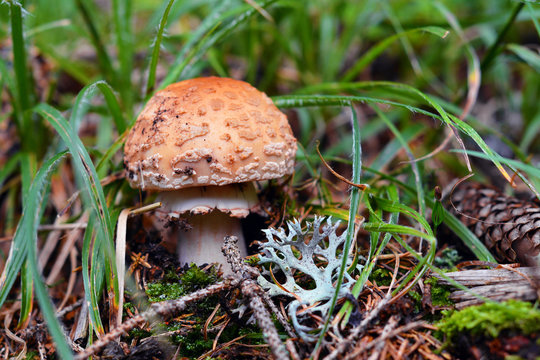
156, 183, 258, 274
178, 211, 247, 274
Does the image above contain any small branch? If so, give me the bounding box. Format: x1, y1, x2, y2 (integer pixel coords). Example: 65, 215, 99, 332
323, 294, 392, 360
74, 278, 240, 360
348, 320, 426, 360
222, 236, 290, 360
365, 315, 398, 360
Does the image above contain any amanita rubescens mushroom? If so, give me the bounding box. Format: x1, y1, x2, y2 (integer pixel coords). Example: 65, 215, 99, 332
124, 77, 297, 272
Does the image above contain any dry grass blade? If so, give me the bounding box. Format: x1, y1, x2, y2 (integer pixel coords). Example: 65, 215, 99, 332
244, 0, 274, 22
316, 141, 368, 190
45, 213, 88, 285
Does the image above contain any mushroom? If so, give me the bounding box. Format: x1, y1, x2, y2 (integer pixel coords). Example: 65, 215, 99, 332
124, 77, 297, 272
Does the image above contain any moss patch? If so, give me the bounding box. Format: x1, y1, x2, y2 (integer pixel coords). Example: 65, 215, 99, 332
180, 264, 218, 292
425, 276, 453, 307
145, 264, 218, 302
370, 268, 392, 287
437, 300, 540, 341
434, 248, 461, 269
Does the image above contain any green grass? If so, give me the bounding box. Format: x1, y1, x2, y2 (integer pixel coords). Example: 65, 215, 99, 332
0, 0, 539, 359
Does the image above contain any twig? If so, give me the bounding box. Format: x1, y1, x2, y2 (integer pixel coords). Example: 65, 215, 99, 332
222, 236, 290, 360
37, 223, 87, 231
323, 294, 392, 360
365, 316, 399, 360
356, 322, 428, 359
286, 339, 301, 360
74, 278, 240, 360
221, 236, 295, 338
17, 299, 84, 340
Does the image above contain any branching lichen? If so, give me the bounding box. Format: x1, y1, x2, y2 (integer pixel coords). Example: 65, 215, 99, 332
257, 216, 357, 342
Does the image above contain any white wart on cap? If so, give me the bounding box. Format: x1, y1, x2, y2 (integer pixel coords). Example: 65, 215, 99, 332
124, 77, 297, 190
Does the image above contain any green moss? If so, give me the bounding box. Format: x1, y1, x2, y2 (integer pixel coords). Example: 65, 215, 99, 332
170, 324, 215, 357
180, 264, 218, 292
245, 256, 260, 266
437, 300, 540, 341
407, 290, 423, 312
123, 302, 136, 313
146, 281, 185, 302
128, 327, 152, 340
434, 248, 461, 269
165, 320, 263, 358
370, 268, 392, 286
145, 264, 218, 302
425, 277, 453, 306
142, 264, 266, 358
163, 268, 181, 282
408, 290, 422, 303
26, 351, 39, 359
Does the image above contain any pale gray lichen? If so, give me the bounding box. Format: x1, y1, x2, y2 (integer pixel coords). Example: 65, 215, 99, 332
257, 216, 358, 342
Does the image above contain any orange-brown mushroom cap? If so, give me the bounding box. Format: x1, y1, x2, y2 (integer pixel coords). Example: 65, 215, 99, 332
124, 77, 297, 191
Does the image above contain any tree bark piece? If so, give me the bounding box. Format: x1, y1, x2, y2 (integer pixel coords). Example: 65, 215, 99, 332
435, 266, 540, 309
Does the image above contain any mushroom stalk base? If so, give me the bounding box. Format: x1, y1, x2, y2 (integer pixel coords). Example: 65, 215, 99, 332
177, 211, 247, 274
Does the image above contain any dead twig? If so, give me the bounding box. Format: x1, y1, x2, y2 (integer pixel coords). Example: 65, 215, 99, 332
348, 320, 427, 360
222, 235, 290, 360
366, 315, 399, 360
74, 277, 240, 360
323, 293, 392, 360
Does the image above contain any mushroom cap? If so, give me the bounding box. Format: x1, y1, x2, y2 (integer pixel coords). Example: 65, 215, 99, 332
124, 77, 297, 190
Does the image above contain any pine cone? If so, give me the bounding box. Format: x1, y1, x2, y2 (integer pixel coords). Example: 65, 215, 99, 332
449, 183, 540, 266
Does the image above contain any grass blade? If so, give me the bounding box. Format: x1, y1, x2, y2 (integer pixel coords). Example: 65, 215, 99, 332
342, 26, 449, 82
75, 0, 115, 82
71, 81, 126, 134
480, 2, 524, 72
27, 152, 74, 359
439, 209, 497, 262
8, 2, 39, 152
283, 83, 514, 183
339, 189, 399, 325
507, 44, 540, 73
162, 0, 232, 86
368, 123, 424, 171
0, 153, 20, 189
81, 215, 105, 335
362, 165, 497, 262
162, 0, 277, 87
0, 152, 72, 358
314, 104, 362, 353
453, 149, 540, 199
145, 0, 176, 97
112, 0, 134, 114
525, 2, 540, 38
34, 103, 119, 307
96, 82, 126, 133
17, 153, 37, 329
9, 2, 33, 115
371, 106, 426, 216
